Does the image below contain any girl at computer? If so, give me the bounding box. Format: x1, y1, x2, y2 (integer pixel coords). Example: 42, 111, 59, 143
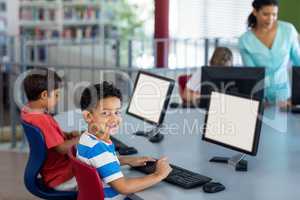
182, 47, 233, 105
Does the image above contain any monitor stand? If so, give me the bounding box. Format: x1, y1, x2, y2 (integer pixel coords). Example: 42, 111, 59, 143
134, 124, 164, 143
209, 153, 248, 171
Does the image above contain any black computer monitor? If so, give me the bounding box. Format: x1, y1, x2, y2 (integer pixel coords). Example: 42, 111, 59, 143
126, 71, 175, 143
292, 67, 300, 112
202, 91, 264, 171
199, 66, 265, 109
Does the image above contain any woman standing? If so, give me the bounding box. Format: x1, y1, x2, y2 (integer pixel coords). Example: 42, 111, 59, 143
239, 0, 300, 109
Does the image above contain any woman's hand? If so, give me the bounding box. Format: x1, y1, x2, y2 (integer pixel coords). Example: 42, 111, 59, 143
278, 100, 291, 112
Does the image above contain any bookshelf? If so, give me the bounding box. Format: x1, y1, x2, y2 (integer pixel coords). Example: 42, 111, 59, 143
0, 0, 7, 59
0, 0, 7, 33
18, 0, 117, 64
19, 0, 111, 40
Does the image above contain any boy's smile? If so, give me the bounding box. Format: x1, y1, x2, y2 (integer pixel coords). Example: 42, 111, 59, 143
85, 96, 122, 137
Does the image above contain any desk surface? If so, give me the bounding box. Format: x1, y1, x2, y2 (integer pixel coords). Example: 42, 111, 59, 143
56, 107, 300, 200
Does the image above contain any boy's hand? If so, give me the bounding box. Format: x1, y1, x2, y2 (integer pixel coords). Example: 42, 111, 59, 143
71, 131, 81, 137
65, 131, 81, 140
126, 157, 156, 167
154, 157, 172, 179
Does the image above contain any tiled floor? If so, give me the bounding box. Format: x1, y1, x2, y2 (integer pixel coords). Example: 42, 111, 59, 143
0, 150, 36, 200
0, 142, 28, 152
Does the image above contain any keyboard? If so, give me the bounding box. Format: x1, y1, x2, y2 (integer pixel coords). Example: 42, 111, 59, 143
110, 136, 138, 155
132, 161, 212, 189
169, 102, 198, 109
291, 105, 300, 113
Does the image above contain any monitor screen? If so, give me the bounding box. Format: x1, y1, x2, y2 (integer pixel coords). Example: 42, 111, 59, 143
292, 67, 300, 105
199, 66, 265, 109
202, 92, 263, 156
126, 71, 175, 125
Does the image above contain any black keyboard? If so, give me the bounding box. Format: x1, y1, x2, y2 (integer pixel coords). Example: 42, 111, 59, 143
110, 136, 138, 155
291, 105, 300, 113
132, 161, 212, 189
169, 102, 198, 109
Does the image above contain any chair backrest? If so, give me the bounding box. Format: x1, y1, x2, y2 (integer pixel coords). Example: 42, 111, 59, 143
21, 121, 77, 200
178, 74, 192, 102
69, 148, 105, 200
22, 122, 47, 194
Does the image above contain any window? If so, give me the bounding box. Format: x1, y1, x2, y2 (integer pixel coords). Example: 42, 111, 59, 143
170, 0, 252, 39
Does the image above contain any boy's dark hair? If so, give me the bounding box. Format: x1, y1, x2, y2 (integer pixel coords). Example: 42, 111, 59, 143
248, 0, 279, 28
23, 67, 62, 101
80, 81, 122, 111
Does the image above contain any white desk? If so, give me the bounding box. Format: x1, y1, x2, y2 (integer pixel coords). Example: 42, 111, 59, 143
56, 107, 300, 200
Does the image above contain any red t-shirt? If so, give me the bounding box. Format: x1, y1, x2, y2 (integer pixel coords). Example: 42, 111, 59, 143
21, 107, 73, 188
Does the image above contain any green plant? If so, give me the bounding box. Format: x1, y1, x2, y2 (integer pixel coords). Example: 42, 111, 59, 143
104, 0, 152, 40
104, 0, 154, 67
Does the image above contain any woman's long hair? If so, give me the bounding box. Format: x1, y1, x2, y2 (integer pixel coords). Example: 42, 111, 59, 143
247, 0, 279, 28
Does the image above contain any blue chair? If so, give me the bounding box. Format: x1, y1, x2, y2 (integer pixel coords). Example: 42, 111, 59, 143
21, 121, 77, 200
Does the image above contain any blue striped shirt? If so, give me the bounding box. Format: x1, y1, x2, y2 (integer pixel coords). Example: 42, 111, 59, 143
77, 132, 124, 200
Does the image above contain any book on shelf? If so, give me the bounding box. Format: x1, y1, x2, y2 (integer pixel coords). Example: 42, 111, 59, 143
76, 27, 83, 39
19, 0, 113, 40
84, 26, 92, 38
20, 7, 56, 21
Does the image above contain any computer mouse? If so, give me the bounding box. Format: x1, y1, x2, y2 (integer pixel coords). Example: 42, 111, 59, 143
146, 160, 157, 170
145, 160, 157, 166
203, 182, 225, 193
169, 102, 180, 108
149, 133, 164, 143
135, 160, 157, 173
118, 147, 138, 155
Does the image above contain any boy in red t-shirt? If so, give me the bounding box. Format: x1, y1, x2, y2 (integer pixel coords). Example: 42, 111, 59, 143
21, 68, 78, 191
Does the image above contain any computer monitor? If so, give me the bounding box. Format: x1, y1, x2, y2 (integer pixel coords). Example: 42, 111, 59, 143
126, 71, 175, 143
291, 67, 300, 113
202, 91, 264, 171
199, 66, 265, 109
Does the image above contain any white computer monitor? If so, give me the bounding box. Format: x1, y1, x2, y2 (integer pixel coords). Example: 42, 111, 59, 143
127, 71, 175, 126
202, 91, 263, 156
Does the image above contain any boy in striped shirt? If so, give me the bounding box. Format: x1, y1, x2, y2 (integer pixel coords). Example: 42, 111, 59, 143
77, 82, 172, 200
